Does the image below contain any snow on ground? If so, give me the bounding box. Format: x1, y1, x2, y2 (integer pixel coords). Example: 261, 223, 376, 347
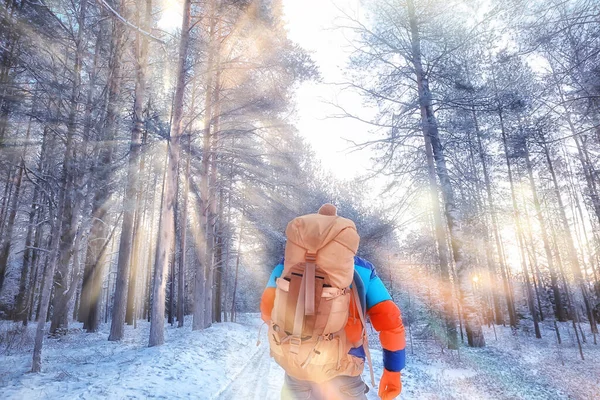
1, 315, 277, 399
1, 315, 599, 399
394, 321, 600, 400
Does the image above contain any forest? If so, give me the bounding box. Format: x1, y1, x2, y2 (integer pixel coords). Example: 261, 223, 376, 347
0, 0, 599, 399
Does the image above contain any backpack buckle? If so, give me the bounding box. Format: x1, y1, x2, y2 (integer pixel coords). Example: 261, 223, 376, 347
289, 336, 302, 354
290, 336, 302, 347
305, 252, 317, 263
319, 333, 336, 341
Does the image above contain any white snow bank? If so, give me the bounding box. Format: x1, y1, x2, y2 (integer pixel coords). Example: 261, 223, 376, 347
0, 316, 599, 399
1, 315, 274, 399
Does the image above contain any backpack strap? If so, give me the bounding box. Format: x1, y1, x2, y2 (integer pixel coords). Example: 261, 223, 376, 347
290, 272, 306, 355
290, 252, 318, 356
352, 280, 376, 388
305, 253, 316, 316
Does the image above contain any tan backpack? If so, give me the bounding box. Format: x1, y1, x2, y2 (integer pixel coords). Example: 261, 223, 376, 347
267, 210, 370, 383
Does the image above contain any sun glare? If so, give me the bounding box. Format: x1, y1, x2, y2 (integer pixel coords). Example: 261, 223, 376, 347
158, 0, 183, 32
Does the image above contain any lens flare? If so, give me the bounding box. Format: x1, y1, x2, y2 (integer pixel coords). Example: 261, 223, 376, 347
158, 0, 183, 32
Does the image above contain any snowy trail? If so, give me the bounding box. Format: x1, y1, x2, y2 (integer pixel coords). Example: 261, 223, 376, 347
396, 323, 600, 400
1, 316, 599, 399
213, 342, 280, 400
212, 340, 379, 400
462, 343, 568, 399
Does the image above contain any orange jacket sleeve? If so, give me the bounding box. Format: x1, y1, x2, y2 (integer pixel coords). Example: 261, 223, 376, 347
260, 262, 284, 322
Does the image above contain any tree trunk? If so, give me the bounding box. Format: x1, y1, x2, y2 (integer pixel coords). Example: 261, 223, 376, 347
149, 0, 191, 347
17, 188, 39, 324
75, 15, 104, 324
194, 0, 218, 331
26, 222, 43, 324
125, 2, 153, 326
16, 112, 49, 324
214, 188, 224, 323
569, 137, 599, 334
81, 4, 125, 332
550, 217, 585, 359
126, 144, 150, 325
212, 75, 223, 324
49, 0, 90, 334
0, 117, 31, 295
204, 152, 216, 327
35, 254, 50, 322
407, 0, 483, 347
31, 108, 71, 369
31, 212, 63, 372
168, 227, 176, 326
104, 234, 118, 324
51, 182, 84, 333
548, 62, 599, 333
472, 106, 516, 326
424, 122, 458, 348
231, 213, 244, 323
144, 172, 159, 321
0, 0, 20, 147
0, 166, 14, 242
542, 131, 597, 333
176, 137, 191, 327
221, 171, 233, 323
109, 0, 152, 341
126, 190, 144, 325
524, 141, 565, 321
520, 187, 546, 323
495, 108, 541, 338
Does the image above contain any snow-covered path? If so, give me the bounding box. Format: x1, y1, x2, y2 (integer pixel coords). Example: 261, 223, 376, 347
1, 315, 599, 399
211, 338, 380, 400
213, 342, 280, 400
1, 316, 283, 399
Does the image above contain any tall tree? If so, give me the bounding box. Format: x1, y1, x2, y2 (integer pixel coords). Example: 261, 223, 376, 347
109, 0, 152, 342
149, 0, 192, 347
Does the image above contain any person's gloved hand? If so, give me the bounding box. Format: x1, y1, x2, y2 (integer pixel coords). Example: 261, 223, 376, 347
378, 369, 402, 399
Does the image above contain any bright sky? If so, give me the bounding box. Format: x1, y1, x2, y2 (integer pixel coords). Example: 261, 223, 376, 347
157, 0, 183, 31
157, 0, 377, 181
281, 0, 376, 181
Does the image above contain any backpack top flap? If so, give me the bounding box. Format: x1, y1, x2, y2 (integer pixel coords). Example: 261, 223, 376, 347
285, 213, 359, 253
283, 213, 360, 288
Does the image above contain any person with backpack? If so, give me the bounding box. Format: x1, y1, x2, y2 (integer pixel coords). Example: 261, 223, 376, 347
260, 204, 405, 399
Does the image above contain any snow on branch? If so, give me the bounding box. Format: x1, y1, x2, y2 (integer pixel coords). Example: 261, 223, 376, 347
95, 0, 167, 45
